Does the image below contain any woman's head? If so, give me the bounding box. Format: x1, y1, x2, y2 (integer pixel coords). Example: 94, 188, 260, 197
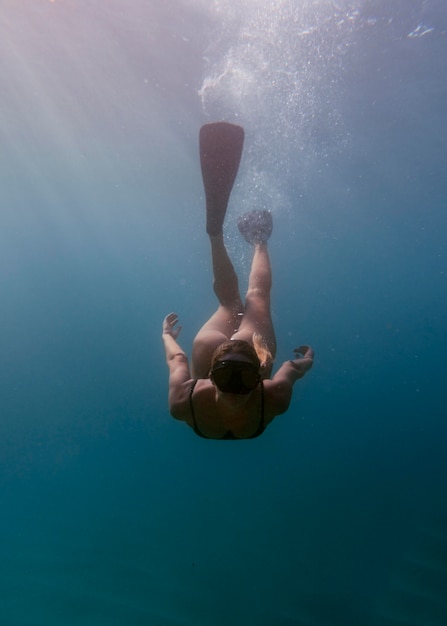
210, 340, 261, 395
210, 340, 260, 370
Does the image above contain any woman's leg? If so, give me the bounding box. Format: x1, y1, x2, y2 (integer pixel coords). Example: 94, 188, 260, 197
191, 234, 244, 378
231, 242, 276, 368
192, 122, 245, 378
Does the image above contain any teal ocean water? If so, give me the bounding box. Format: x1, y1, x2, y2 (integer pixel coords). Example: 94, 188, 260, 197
1, 1, 446, 624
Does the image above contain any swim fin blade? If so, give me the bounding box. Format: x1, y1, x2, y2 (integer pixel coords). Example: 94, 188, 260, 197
199, 122, 245, 236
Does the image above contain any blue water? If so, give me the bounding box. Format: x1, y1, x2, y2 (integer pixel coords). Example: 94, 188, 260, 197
1, 1, 446, 624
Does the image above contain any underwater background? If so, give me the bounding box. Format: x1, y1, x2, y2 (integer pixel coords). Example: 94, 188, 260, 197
1, 1, 446, 624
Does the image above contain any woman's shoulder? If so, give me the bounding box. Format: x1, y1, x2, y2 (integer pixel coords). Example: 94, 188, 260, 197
262, 378, 293, 418
170, 378, 214, 423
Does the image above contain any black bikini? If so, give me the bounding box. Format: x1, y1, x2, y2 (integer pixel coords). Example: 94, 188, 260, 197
189, 379, 266, 440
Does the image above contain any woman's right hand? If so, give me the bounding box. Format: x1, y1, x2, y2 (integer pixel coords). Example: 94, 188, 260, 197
162, 312, 182, 340
290, 345, 314, 377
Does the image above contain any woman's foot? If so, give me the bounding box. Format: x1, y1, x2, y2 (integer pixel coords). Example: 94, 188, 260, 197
237, 210, 273, 244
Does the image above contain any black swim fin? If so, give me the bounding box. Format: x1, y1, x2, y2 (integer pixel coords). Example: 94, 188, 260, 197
199, 122, 245, 236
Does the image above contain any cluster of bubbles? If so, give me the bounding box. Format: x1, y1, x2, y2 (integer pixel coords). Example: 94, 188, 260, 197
196, 0, 366, 212
193, 0, 438, 214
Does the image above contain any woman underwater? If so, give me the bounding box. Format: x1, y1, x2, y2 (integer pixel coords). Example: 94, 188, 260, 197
162, 122, 313, 439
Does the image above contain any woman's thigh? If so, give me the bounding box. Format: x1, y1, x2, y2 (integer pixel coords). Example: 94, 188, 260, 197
191, 305, 243, 378
232, 293, 276, 359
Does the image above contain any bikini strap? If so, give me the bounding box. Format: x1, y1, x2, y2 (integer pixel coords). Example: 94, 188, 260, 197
260, 379, 265, 426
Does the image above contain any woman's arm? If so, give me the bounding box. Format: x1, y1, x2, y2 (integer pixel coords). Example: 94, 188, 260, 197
162, 313, 193, 420
266, 345, 314, 415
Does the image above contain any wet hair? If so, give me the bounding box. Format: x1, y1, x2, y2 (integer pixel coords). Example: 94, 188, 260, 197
252, 332, 273, 368
210, 340, 260, 370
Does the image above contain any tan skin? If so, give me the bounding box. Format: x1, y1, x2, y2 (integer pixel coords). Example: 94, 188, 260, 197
162, 234, 314, 439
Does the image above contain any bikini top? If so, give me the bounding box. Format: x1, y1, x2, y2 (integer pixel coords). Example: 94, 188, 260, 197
189, 379, 265, 440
